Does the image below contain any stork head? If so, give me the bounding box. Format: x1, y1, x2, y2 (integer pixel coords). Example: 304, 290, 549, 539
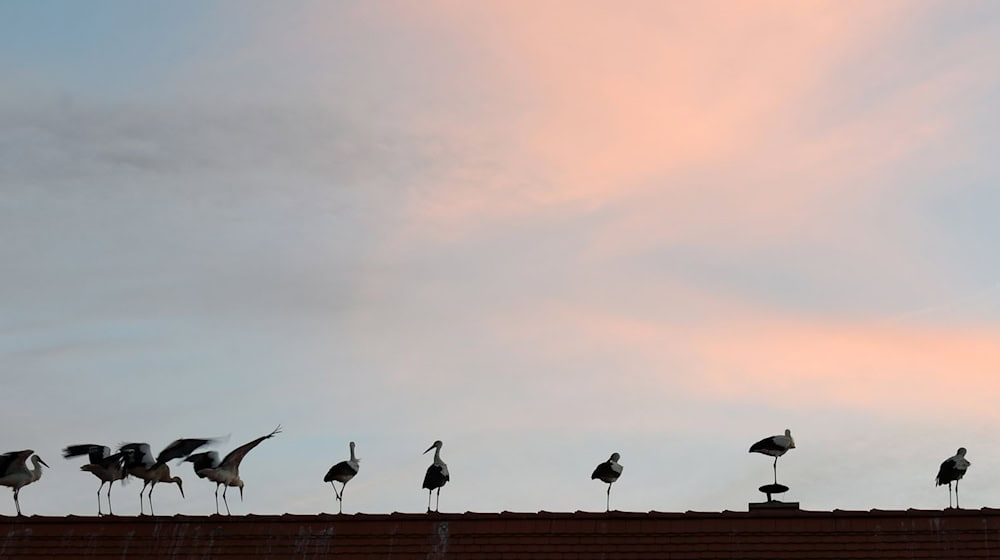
32, 456, 50, 469
238, 480, 245, 501
172, 477, 185, 498
424, 440, 443, 454
784, 429, 796, 449
958, 447, 968, 456
609, 452, 621, 462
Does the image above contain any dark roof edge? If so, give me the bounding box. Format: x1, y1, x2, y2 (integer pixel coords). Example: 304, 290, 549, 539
4, 508, 999, 523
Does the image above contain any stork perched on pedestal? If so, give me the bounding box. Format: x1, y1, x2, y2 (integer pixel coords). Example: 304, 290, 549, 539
749, 429, 796, 484
591, 452, 623, 512
422, 440, 449, 513
63, 444, 126, 516
0, 450, 49, 516
184, 425, 281, 515
324, 441, 359, 514
119, 436, 216, 515
936, 447, 971, 509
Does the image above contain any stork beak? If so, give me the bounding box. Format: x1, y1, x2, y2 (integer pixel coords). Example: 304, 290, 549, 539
177, 481, 185, 499
239, 486, 244, 502
423, 445, 435, 454
39, 458, 50, 468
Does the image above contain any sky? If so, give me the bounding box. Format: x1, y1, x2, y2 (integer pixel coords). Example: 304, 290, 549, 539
2, 0, 1000, 517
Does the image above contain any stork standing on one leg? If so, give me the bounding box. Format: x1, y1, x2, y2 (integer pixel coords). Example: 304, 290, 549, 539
0, 450, 49, 516
591, 452, 623, 512
184, 425, 281, 515
63, 445, 126, 516
422, 440, 449, 513
936, 447, 971, 509
120, 437, 215, 515
749, 429, 796, 484
324, 441, 360, 514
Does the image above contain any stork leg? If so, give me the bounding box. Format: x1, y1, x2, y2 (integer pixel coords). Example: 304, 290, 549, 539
13, 488, 22, 516
427, 489, 433, 513
214, 483, 221, 515
773, 456, 779, 485
955, 480, 961, 509
148, 482, 156, 516
222, 485, 231, 516
338, 483, 346, 514
606, 483, 612, 512
435, 487, 441, 513
97, 481, 106, 516
107, 481, 114, 516
139, 481, 149, 516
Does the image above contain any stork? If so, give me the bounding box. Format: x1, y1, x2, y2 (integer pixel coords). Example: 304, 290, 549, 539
749, 429, 796, 484
591, 452, 623, 512
422, 440, 449, 513
936, 447, 971, 509
119, 437, 214, 515
324, 441, 360, 514
63, 444, 126, 516
0, 450, 49, 516
184, 425, 281, 515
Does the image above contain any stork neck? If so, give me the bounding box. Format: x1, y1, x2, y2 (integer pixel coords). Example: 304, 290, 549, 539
350, 446, 356, 462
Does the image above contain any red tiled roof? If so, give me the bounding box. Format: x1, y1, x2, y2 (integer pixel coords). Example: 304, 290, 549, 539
3, 509, 1000, 559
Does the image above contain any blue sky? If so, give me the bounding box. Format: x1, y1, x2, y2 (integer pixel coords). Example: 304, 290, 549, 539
3, 1, 1000, 517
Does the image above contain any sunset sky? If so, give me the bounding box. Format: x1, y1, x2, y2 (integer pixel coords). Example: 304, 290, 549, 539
3, 1, 1000, 516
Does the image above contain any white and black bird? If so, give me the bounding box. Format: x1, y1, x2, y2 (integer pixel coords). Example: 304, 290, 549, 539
119, 437, 215, 516
591, 452, 623, 512
936, 447, 971, 509
63, 444, 126, 516
0, 450, 49, 516
324, 441, 360, 514
422, 440, 449, 513
749, 429, 796, 484
184, 425, 281, 515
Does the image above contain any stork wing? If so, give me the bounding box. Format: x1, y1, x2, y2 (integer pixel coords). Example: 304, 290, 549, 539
220, 425, 281, 468
185, 451, 221, 476
0, 450, 32, 477
119, 443, 154, 468
63, 444, 110, 464
156, 437, 219, 464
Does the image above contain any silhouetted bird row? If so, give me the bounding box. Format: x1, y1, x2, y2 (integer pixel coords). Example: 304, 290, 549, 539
0, 428, 973, 516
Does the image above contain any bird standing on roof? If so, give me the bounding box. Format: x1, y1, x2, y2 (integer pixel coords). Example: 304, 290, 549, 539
936, 447, 971, 509
422, 440, 449, 513
749, 429, 796, 484
63, 444, 126, 516
120, 437, 215, 515
0, 450, 49, 516
324, 441, 360, 514
184, 425, 281, 515
591, 452, 623, 512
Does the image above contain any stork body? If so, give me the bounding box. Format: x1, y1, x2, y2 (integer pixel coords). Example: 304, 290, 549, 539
422, 440, 449, 513
120, 438, 213, 516
936, 447, 971, 509
0, 450, 49, 516
591, 453, 623, 512
185, 425, 281, 515
749, 429, 796, 484
63, 444, 126, 516
324, 441, 360, 514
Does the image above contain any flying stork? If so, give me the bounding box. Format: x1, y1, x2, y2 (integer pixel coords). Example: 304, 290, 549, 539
591, 452, 623, 512
63, 444, 126, 516
324, 441, 360, 514
0, 450, 49, 516
422, 440, 449, 513
749, 429, 796, 484
184, 425, 281, 515
119, 436, 216, 515
936, 447, 971, 509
